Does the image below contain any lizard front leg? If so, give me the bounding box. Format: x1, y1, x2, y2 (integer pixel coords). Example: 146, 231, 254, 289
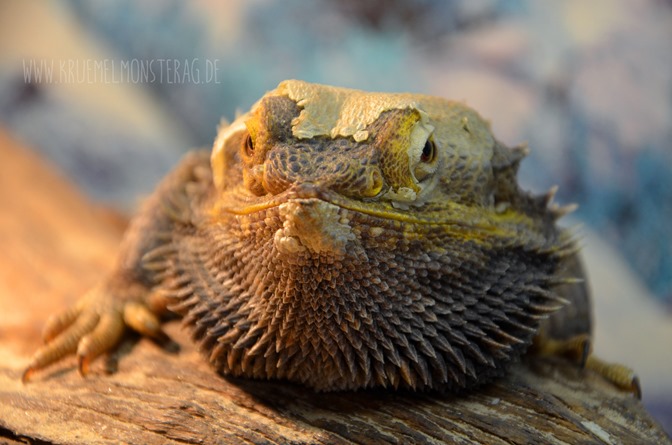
23, 151, 212, 382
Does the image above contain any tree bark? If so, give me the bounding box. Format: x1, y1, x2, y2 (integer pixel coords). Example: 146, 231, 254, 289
0, 130, 669, 445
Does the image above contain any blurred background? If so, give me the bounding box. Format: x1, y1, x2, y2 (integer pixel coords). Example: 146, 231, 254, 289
0, 0, 670, 433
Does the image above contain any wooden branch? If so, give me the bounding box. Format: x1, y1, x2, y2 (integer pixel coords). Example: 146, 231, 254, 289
0, 130, 669, 445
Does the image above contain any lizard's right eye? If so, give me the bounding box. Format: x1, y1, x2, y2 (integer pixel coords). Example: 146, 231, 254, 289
243, 134, 255, 157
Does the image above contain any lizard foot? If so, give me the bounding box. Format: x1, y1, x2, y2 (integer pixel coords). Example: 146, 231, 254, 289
532, 333, 641, 399
22, 282, 167, 382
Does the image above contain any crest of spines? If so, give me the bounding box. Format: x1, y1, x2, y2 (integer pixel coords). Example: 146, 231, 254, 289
501, 143, 578, 222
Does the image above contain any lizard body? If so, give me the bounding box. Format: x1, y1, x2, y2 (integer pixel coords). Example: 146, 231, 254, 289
24, 80, 635, 394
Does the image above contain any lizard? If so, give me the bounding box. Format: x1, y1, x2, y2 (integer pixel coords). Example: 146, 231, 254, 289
22, 80, 639, 395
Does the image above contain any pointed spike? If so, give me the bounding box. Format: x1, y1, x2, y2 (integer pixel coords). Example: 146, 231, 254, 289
528, 303, 565, 314
523, 285, 571, 305
437, 337, 467, 374
284, 351, 307, 381
209, 340, 229, 364
386, 346, 402, 367
386, 363, 400, 388
403, 343, 420, 365
432, 353, 449, 384
551, 203, 578, 220
493, 328, 525, 345
546, 276, 585, 287
464, 359, 478, 380
370, 345, 385, 364
534, 185, 558, 208
173, 285, 195, 299
227, 348, 242, 371
218, 327, 242, 345
464, 341, 490, 366
511, 142, 530, 160
275, 345, 297, 371
232, 329, 261, 350
418, 340, 437, 360
246, 329, 274, 357
142, 244, 176, 263
400, 360, 416, 388
339, 343, 358, 377
546, 185, 559, 204
478, 335, 511, 351
152, 270, 172, 282
503, 317, 538, 334
415, 357, 431, 386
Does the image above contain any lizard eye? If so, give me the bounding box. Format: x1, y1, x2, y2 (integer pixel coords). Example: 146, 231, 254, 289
243, 133, 255, 157
420, 139, 436, 163
414, 136, 438, 182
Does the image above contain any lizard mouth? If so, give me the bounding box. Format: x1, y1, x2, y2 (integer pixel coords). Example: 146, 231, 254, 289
212, 182, 536, 248
215, 182, 448, 225
215, 182, 514, 236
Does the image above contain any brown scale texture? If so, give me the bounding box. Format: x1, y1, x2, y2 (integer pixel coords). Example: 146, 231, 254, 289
263, 139, 380, 198
154, 200, 569, 392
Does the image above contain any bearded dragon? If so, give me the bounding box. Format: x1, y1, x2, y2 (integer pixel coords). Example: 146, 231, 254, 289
23, 80, 639, 395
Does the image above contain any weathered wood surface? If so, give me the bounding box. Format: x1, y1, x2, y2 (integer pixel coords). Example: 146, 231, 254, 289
0, 129, 669, 445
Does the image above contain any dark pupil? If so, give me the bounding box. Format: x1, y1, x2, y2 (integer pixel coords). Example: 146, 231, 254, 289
245, 134, 254, 155
421, 140, 434, 162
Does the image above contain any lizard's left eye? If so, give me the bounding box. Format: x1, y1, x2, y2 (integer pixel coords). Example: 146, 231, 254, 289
414, 136, 438, 182
420, 139, 436, 163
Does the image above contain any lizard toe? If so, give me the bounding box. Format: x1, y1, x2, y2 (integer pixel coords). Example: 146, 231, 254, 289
42, 303, 83, 343
23, 311, 100, 382
123, 301, 167, 341
585, 356, 641, 399
77, 312, 126, 376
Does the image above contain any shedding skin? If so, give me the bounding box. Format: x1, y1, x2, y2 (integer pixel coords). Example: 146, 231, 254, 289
23, 81, 640, 396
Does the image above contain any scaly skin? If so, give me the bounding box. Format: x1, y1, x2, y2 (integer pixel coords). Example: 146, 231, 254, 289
23, 80, 639, 395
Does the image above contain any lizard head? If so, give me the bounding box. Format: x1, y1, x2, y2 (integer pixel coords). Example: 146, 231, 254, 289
210, 80, 565, 256
192, 80, 575, 391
